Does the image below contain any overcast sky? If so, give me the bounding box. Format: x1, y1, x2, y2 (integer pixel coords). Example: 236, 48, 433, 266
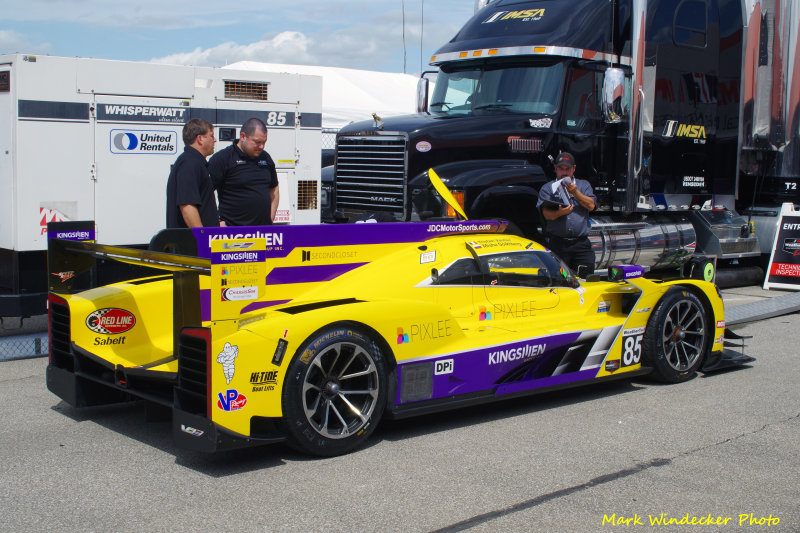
0, 1, 477, 74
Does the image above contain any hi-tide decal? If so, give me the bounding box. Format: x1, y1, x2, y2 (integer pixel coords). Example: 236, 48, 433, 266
109, 129, 177, 155
211, 239, 267, 320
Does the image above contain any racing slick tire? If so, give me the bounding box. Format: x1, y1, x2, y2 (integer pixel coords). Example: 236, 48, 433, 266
643, 288, 709, 383
281, 325, 388, 456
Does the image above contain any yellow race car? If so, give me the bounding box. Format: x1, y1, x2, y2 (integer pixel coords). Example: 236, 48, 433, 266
46, 220, 752, 456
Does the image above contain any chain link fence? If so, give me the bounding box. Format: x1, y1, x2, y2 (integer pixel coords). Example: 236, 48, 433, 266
1, 315, 48, 361
322, 129, 338, 150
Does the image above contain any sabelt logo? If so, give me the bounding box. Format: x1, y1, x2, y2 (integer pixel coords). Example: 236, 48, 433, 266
86, 308, 136, 334
221, 286, 258, 301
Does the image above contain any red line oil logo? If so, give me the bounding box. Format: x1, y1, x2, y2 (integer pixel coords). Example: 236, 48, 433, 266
86, 308, 136, 334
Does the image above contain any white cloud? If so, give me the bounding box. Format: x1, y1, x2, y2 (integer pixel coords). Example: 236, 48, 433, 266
1, 0, 474, 72
0, 29, 50, 54
150, 28, 413, 72
149, 11, 467, 73
152, 31, 315, 68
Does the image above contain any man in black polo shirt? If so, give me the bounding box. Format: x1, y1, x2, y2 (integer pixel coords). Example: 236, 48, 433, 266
165, 118, 219, 228
209, 118, 279, 226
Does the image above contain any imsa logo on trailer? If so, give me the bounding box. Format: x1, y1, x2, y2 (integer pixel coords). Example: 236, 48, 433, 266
110, 129, 177, 154
662, 121, 707, 143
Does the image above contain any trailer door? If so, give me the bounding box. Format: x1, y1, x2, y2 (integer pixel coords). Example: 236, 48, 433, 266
0, 66, 13, 252
92, 95, 188, 245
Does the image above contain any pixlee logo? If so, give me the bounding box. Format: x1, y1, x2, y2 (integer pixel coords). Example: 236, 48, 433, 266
110, 130, 177, 154
85, 308, 136, 334
396, 320, 452, 344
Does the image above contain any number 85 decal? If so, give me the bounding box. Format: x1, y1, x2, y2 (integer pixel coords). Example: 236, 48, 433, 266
621, 327, 646, 367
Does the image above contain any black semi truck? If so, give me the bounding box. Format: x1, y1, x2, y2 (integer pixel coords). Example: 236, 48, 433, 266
325, 0, 799, 283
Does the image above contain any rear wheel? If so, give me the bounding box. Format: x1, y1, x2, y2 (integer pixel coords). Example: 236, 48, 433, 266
281, 326, 387, 456
643, 288, 708, 383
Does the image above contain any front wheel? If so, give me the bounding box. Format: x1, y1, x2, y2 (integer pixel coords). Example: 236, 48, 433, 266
281, 326, 387, 456
643, 288, 709, 383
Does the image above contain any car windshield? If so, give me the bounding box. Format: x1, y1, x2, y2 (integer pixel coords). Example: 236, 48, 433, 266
429, 62, 565, 116
481, 250, 578, 288
437, 250, 578, 288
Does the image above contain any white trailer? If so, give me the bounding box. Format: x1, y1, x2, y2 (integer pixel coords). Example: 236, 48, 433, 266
0, 54, 322, 316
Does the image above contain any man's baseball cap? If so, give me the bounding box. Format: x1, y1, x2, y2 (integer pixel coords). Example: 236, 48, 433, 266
555, 152, 575, 167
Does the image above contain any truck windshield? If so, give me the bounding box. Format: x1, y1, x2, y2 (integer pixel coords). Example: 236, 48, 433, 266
429, 62, 565, 116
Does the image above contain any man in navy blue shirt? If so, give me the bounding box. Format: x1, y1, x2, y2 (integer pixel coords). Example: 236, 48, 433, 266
165, 118, 219, 228
536, 152, 597, 276
209, 118, 279, 226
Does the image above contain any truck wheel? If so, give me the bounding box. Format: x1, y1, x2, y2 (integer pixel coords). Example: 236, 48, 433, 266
643, 289, 708, 383
281, 326, 387, 456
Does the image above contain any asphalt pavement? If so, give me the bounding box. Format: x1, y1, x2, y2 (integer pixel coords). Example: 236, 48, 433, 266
0, 290, 798, 532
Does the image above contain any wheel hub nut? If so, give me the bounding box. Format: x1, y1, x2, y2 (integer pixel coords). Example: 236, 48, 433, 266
324, 381, 340, 397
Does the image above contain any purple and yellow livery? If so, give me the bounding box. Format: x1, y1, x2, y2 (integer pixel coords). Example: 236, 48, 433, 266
45, 221, 751, 456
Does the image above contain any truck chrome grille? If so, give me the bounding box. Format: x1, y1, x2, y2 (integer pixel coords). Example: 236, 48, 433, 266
335, 135, 407, 217
719, 239, 759, 255
509, 137, 543, 153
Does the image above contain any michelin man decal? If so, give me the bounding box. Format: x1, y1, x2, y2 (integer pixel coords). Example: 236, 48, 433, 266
217, 342, 239, 384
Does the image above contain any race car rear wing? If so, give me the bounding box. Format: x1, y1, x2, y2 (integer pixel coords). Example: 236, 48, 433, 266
48, 223, 213, 350
48, 219, 509, 345
47, 222, 210, 294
